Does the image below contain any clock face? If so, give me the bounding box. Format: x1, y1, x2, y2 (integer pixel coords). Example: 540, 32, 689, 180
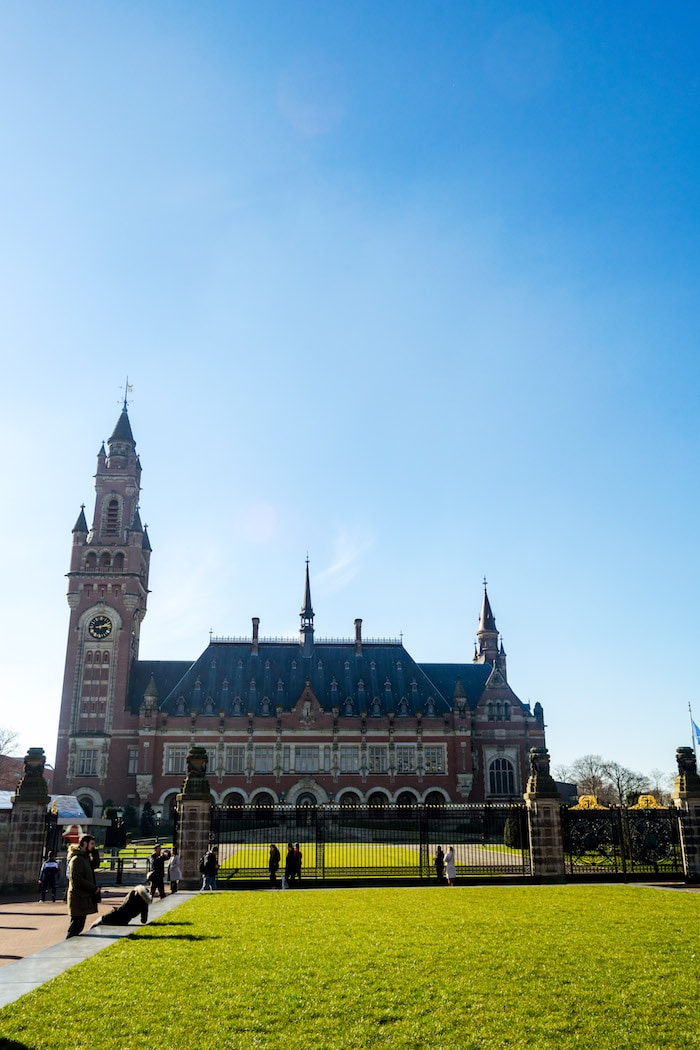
88, 614, 112, 640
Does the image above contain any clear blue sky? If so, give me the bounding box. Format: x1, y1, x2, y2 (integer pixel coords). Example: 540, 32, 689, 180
1, 2, 698, 783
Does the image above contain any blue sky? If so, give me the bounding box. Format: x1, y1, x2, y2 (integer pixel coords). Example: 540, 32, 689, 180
1, 2, 699, 783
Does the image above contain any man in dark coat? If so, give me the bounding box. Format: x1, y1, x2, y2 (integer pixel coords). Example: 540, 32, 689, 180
148, 843, 166, 899
91, 885, 152, 928
66, 835, 98, 938
284, 842, 296, 888
269, 844, 281, 888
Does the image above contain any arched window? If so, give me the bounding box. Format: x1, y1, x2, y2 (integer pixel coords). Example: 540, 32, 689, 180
367, 791, 386, 809
78, 795, 94, 817
340, 791, 361, 807
396, 791, 416, 808
104, 499, 120, 535
100, 552, 111, 569
489, 757, 516, 796
113, 552, 125, 571
254, 792, 275, 809
85, 552, 97, 571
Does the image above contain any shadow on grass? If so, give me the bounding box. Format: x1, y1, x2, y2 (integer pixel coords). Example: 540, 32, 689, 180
133, 932, 219, 941
0, 1041, 32, 1049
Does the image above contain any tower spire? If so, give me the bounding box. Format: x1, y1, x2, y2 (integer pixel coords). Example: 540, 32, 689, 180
475, 579, 499, 663
300, 557, 314, 655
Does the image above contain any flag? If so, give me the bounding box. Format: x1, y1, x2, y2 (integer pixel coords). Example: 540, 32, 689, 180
693, 721, 700, 747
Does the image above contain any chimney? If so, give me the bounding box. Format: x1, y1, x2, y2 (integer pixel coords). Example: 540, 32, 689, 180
354, 618, 363, 655
252, 617, 260, 655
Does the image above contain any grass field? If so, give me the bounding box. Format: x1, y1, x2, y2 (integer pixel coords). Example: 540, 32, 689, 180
1, 885, 698, 1050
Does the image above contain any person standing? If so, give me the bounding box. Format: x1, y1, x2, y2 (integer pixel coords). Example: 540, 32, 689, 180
293, 842, 303, 886
268, 843, 281, 888
444, 845, 457, 887
168, 850, 182, 893
434, 845, 445, 884
148, 843, 166, 900
201, 845, 219, 890
284, 842, 296, 888
38, 851, 59, 902
66, 834, 99, 938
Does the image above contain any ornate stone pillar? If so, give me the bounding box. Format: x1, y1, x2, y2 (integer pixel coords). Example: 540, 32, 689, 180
523, 747, 565, 880
671, 747, 700, 881
5, 748, 50, 890
175, 746, 213, 889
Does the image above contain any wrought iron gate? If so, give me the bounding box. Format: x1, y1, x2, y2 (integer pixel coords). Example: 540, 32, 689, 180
209, 803, 529, 885
561, 806, 684, 877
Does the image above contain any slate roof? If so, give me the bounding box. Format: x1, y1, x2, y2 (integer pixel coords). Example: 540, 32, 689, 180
108, 407, 135, 446
127, 660, 192, 714
128, 641, 467, 718
418, 662, 494, 710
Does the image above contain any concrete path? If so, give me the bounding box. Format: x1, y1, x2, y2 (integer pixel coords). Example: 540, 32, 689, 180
0, 889, 194, 1009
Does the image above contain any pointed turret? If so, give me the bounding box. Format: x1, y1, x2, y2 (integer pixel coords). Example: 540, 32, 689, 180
108, 405, 135, 447
475, 581, 499, 664
300, 558, 314, 656
72, 505, 88, 535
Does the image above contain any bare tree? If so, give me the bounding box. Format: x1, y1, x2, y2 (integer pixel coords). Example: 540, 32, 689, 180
0, 726, 21, 791
568, 754, 610, 801
0, 727, 19, 757
601, 761, 650, 806
648, 768, 674, 806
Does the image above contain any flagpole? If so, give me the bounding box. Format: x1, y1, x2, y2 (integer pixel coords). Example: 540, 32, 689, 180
690, 702, 697, 760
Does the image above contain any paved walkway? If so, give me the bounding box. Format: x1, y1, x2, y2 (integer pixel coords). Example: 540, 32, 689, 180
0, 888, 193, 1009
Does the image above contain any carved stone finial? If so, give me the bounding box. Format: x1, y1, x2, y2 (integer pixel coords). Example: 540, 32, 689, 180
179, 746, 212, 800
524, 747, 560, 800
14, 748, 49, 804
673, 746, 700, 798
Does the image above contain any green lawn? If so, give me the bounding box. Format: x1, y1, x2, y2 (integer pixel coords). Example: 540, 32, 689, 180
1, 885, 698, 1049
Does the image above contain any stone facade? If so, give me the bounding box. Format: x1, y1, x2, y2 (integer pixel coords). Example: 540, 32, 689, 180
53, 406, 547, 819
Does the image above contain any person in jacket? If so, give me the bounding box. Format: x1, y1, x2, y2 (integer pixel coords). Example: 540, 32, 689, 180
293, 842, 303, 885
268, 843, 281, 888
444, 845, 457, 886
201, 845, 219, 890
284, 842, 296, 888
148, 843, 166, 899
38, 851, 60, 902
168, 850, 182, 893
91, 885, 152, 928
66, 834, 99, 938
434, 845, 445, 884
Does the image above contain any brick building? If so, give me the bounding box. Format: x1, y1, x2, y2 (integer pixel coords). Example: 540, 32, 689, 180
54, 405, 546, 819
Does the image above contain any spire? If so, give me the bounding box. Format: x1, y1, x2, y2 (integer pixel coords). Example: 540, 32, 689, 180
72, 505, 88, 534
108, 406, 135, 447
475, 578, 499, 663
479, 580, 497, 634
300, 557, 314, 655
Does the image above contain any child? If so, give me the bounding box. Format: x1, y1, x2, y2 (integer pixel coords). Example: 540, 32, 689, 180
38, 851, 60, 902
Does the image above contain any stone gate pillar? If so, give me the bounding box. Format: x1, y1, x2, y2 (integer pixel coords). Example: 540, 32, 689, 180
671, 746, 700, 881
4, 748, 50, 890
175, 746, 213, 889
523, 747, 565, 881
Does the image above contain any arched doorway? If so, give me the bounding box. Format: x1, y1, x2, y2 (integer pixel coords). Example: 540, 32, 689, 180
424, 791, 446, 808
396, 791, 416, 808
223, 791, 245, 808
367, 791, 387, 809
339, 791, 361, 807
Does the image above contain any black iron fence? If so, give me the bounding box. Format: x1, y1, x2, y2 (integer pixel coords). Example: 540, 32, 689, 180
561, 806, 684, 877
208, 803, 530, 885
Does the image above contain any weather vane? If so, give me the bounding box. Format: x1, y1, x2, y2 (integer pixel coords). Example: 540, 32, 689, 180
121, 377, 134, 410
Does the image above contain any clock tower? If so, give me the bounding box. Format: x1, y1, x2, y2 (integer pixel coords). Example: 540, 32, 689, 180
53, 402, 151, 803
